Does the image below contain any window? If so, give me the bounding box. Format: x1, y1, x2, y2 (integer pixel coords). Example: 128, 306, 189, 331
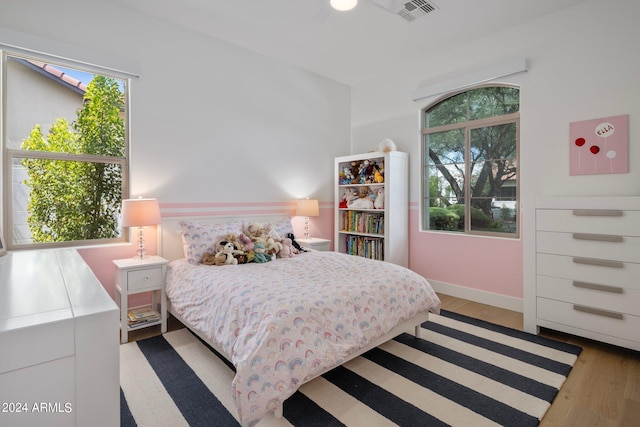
421, 85, 519, 237
2, 52, 129, 248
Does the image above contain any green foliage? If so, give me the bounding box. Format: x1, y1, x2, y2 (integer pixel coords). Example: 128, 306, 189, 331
429, 204, 502, 233
21, 76, 125, 243
428, 206, 460, 231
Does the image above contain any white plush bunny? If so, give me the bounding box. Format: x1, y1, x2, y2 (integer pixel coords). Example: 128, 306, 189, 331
374, 187, 384, 209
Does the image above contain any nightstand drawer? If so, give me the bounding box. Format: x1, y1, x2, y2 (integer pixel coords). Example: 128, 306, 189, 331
127, 267, 163, 291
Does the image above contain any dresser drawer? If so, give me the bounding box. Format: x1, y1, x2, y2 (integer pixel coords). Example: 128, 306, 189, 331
537, 297, 640, 344
537, 253, 640, 290
537, 208, 640, 236
537, 275, 640, 315
127, 267, 163, 292
536, 231, 640, 263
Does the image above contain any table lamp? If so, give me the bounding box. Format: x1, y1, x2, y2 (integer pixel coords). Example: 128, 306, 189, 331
121, 197, 161, 259
296, 198, 319, 239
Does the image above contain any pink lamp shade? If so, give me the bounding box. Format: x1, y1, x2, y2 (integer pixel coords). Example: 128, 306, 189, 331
295, 199, 319, 217
121, 198, 161, 227
121, 198, 161, 259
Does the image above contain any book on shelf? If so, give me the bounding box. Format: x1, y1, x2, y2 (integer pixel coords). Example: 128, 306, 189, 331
341, 211, 384, 235
127, 306, 160, 326
344, 235, 384, 261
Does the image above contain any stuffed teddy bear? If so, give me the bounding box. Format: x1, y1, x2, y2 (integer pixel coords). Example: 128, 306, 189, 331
340, 187, 358, 208
201, 252, 218, 265
348, 186, 374, 209
264, 236, 282, 258
238, 232, 254, 251
245, 222, 266, 242
252, 242, 270, 263
358, 186, 370, 199
226, 232, 240, 246
201, 250, 228, 266
234, 253, 248, 264
278, 237, 296, 258
350, 161, 360, 184
373, 165, 384, 183
215, 241, 242, 265
287, 233, 306, 253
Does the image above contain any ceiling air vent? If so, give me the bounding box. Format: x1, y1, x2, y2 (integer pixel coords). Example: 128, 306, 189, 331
370, 0, 439, 22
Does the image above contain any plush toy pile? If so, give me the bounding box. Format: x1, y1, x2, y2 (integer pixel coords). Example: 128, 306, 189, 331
338, 158, 384, 185
202, 222, 304, 266
339, 185, 384, 210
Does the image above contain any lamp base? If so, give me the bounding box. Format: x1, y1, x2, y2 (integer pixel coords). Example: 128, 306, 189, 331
134, 226, 148, 259
304, 216, 310, 240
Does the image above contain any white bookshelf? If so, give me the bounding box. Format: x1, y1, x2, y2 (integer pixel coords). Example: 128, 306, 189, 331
334, 151, 408, 267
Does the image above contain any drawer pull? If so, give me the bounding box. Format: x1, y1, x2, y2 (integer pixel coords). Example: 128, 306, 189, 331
572, 209, 623, 217
573, 257, 624, 268
572, 233, 623, 243
573, 305, 624, 320
144, 276, 149, 281
572, 281, 623, 294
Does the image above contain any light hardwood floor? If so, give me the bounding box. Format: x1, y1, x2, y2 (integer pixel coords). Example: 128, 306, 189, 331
126, 293, 640, 427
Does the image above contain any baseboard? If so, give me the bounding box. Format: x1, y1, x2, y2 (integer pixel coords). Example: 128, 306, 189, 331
428, 279, 523, 313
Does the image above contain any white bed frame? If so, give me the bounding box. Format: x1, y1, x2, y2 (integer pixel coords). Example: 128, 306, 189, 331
158, 213, 430, 419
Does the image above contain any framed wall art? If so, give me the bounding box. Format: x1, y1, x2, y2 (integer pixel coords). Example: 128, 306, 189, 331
569, 114, 629, 176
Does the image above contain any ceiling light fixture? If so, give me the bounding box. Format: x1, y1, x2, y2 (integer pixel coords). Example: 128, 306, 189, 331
330, 0, 358, 12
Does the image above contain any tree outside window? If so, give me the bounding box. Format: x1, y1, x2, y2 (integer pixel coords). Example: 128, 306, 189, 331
421, 86, 519, 236
3, 54, 128, 247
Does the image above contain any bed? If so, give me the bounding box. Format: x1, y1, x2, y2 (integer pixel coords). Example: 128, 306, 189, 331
159, 213, 441, 426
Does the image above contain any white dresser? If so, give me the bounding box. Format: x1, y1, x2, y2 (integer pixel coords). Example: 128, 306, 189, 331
0, 249, 120, 427
524, 197, 640, 351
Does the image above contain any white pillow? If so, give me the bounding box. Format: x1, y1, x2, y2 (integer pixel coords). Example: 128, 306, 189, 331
179, 220, 244, 264
270, 218, 294, 238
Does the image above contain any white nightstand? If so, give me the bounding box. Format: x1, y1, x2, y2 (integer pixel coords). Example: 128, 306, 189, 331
297, 237, 331, 252
114, 255, 168, 343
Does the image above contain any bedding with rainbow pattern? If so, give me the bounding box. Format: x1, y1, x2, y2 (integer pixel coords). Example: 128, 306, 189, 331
165, 250, 441, 426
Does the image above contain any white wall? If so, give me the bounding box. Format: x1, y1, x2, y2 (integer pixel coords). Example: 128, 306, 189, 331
351, 0, 640, 309
0, 0, 350, 205
0, 0, 350, 298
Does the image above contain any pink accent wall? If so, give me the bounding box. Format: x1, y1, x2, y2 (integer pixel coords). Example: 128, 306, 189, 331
408, 208, 523, 299
78, 228, 158, 307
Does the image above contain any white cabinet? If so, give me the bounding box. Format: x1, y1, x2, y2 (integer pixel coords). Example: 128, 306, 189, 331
334, 151, 408, 266
524, 197, 640, 351
0, 249, 120, 427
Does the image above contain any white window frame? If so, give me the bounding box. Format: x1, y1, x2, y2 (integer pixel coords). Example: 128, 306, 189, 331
1, 50, 131, 249
419, 84, 520, 238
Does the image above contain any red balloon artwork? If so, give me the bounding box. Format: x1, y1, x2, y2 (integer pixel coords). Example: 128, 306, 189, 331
570, 114, 628, 176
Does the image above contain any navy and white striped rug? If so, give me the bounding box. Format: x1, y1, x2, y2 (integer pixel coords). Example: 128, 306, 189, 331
120, 310, 581, 426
